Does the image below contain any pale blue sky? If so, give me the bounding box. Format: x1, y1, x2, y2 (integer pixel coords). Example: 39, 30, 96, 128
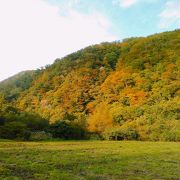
46, 0, 180, 37
0, 0, 179, 81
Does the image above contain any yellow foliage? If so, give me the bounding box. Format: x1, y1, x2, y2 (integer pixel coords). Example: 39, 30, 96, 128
88, 102, 113, 133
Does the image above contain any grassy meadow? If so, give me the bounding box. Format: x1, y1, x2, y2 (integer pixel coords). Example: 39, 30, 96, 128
0, 140, 180, 180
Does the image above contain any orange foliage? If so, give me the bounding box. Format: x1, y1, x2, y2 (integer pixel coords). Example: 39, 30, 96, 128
121, 87, 147, 105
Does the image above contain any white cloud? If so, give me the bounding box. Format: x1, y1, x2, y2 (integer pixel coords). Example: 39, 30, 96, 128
159, 0, 180, 29
0, 0, 117, 81
113, 0, 158, 8
113, 0, 138, 8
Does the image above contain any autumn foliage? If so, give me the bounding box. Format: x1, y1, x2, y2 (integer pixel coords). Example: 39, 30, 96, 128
0, 30, 180, 141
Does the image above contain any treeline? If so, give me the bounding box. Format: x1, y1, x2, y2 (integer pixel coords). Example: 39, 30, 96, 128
0, 30, 180, 141
0, 98, 86, 140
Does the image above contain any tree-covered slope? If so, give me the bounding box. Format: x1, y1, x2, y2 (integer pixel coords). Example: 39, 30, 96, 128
0, 29, 180, 141
0, 70, 40, 101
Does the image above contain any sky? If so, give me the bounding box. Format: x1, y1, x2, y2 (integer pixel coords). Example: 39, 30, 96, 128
0, 0, 180, 81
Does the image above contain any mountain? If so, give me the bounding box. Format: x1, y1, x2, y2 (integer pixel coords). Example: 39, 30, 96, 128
0, 70, 40, 101
0, 29, 180, 141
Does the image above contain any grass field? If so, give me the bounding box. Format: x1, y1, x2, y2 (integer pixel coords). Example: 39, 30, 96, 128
0, 141, 180, 180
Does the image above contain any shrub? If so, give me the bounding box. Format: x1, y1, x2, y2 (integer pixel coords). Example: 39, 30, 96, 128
103, 127, 139, 140
48, 120, 86, 140
88, 133, 102, 140
30, 131, 52, 141
161, 130, 180, 142
0, 121, 27, 139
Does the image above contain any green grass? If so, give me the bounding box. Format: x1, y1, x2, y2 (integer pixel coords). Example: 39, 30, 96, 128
0, 141, 180, 180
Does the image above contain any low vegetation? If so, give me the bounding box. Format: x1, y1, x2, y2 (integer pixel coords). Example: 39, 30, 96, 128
0, 141, 180, 179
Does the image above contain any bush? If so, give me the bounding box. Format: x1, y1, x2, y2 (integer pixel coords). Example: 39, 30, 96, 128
30, 131, 52, 141
0, 109, 50, 140
161, 130, 180, 142
48, 120, 86, 140
103, 127, 139, 140
19, 113, 49, 131
88, 133, 102, 140
0, 121, 27, 139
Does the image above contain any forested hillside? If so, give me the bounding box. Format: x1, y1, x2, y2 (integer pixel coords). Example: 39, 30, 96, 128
0, 30, 180, 141
0, 70, 40, 101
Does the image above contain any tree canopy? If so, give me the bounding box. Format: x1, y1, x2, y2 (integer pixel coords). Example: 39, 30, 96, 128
0, 29, 180, 141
